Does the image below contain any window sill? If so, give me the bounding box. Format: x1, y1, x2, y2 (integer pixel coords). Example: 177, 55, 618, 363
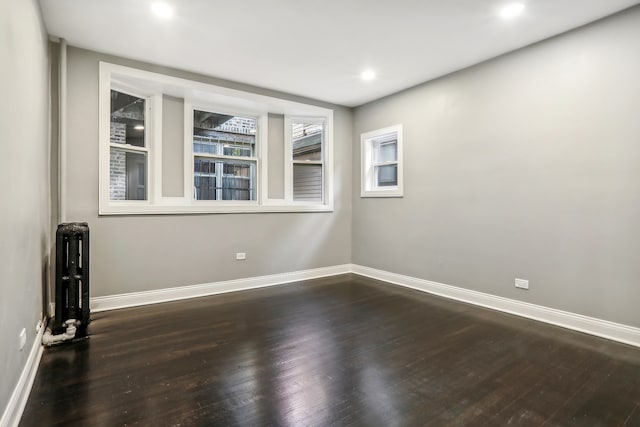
361, 189, 403, 198
99, 202, 334, 215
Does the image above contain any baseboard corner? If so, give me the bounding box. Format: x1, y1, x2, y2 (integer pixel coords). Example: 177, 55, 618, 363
350, 264, 640, 348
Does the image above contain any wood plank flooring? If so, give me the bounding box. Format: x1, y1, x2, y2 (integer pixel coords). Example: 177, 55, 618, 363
20, 274, 640, 426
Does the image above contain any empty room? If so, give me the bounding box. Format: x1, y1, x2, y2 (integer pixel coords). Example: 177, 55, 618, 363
2, 0, 640, 425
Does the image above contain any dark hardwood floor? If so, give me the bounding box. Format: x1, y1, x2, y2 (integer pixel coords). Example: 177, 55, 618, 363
20, 274, 640, 426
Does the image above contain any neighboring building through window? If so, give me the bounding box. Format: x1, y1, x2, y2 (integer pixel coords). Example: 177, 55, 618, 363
361, 124, 403, 197
109, 90, 148, 200
192, 110, 257, 201
291, 121, 324, 202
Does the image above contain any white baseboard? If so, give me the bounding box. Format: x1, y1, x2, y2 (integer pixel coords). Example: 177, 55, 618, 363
18, 263, 637, 427
0, 323, 45, 427
351, 264, 640, 348
87, 262, 640, 348
90, 264, 352, 312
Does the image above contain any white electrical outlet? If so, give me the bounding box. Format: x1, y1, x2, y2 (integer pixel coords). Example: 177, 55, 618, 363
236, 252, 246, 260
19, 328, 27, 351
515, 278, 529, 290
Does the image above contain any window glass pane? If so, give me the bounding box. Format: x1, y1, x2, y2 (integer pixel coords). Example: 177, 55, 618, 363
194, 158, 256, 201
223, 145, 252, 157
194, 158, 218, 201
193, 110, 256, 157
193, 175, 216, 201
293, 164, 323, 201
110, 90, 145, 148
292, 122, 323, 161
377, 141, 397, 163
110, 148, 147, 200
222, 161, 255, 200
375, 164, 397, 187
193, 141, 218, 155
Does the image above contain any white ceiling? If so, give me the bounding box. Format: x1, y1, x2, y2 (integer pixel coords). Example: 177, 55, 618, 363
39, 0, 640, 107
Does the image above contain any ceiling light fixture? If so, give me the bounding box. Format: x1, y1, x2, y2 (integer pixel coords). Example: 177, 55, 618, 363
361, 70, 376, 82
151, 3, 173, 19
499, 3, 525, 19
134, 125, 145, 130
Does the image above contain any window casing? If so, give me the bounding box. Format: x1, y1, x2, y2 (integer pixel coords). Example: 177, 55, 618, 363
99, 62, 334, 214
191, 109, 258, 202
361, 124, 403, 198
109, 89, 150, 201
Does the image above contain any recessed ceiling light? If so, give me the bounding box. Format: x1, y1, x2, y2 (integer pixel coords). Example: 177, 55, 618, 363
151, 3, 173, 19
134, 125, 145, 130
499, 3, 525, 20
361, 70, 376, 82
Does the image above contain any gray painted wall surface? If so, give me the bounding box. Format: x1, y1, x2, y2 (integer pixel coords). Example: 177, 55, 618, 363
64, 47, 352, 297
0, 0, 49, 413
162, 95, 185, 197
268, 114, 285, 199
48, 41, 60, 314
352, 7, 640, 328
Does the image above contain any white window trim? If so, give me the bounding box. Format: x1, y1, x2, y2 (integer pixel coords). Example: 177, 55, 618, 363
361, 124, 404, 198
99, 62, 334, 215
284, 116, 331, 206
99, 77, 163, 210
185, 102, 263, 206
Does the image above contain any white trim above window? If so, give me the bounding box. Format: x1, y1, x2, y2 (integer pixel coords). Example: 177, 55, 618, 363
98, 62, 334, 215
361, 124, 404, 198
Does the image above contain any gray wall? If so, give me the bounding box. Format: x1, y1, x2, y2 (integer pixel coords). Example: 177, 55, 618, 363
161, 95, 185, 197
48, 41, 60, 319
0, 0, 49, 413
64, 46, 352, 297
267, 114, 285, 199
352, 7, 640, 328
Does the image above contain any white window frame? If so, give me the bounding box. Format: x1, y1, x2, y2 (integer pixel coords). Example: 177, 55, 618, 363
99, 73, 163, 211
361, 124, 403, 198
284, 116, 329, 205
99, 62, 334, 215
185, 103, 265, 206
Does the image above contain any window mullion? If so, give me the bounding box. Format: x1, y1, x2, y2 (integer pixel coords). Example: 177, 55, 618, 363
373, 160, 398, 167
109, 143, 149, 153
216, 161, 222, 200
195, 153, 257, 162
292, 160, 323, 165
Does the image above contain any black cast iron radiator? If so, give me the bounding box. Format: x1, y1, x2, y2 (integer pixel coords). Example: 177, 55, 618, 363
53, 222, 90, 336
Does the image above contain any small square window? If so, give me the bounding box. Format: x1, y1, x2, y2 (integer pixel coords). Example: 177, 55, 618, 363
361, 124, 403, 197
